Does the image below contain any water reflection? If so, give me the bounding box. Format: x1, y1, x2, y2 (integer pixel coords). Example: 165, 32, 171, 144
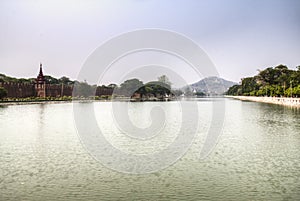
0, 99, 299, 200
256, 103, 300, 134
0, 104, 7, 109
37, 104, 46, 134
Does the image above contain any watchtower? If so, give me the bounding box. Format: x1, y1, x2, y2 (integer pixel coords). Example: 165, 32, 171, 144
35, 63, 46, 97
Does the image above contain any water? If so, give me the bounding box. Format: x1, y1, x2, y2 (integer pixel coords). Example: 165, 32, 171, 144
0, 98, 299, 200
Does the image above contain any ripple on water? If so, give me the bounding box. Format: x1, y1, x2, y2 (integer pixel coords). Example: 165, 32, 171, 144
0, 100, 299, 200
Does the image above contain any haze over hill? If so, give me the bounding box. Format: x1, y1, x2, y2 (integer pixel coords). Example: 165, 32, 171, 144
190, 77, 237, 95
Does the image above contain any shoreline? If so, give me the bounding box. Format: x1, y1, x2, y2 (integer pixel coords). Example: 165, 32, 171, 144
226, 96, 300, 107
0, 98, 173, 106
0, 99, 109, 106
0, 96, 218, 106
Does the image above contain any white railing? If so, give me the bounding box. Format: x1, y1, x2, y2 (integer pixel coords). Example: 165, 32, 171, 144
226, 96, 300, 107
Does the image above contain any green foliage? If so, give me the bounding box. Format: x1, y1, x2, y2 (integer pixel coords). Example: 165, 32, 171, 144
241, 77, 259, 94
195, 91, 206, 97
293, 85, 300, 97
0, 96, 74, 102
225, 84, 242, 96
43, 75, 58, 84
157, 75, 172, 86
226, 64, 300, 97
183, 87, 193, 97
73, 81, 95, 97
0, 73, 24, 83
119, 78, 144, 97
107, 83, 117, 88
0, 73, 75, 85
0, 71, 175, 100
0, 87, 8, 99
100, 95, 111, 100
143, 81, 171, 97
116, 76, 172, 99
171, 89, 183, 97
59, 76, 74, 85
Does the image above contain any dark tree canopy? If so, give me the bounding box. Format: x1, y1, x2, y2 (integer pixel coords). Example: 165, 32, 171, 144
59, 76, 74, 85
0, 87, 8, 99
119, 78, 144, 97
226, 64, 300, 97
73, 81, 95, 97
143, 81, 171, 97
117, 76, 172, 98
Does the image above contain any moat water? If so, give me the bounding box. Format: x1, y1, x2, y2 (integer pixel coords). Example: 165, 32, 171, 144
0, 98, 299, 200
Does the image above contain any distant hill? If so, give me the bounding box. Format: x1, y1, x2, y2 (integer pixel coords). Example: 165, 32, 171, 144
190, 76, 237, 95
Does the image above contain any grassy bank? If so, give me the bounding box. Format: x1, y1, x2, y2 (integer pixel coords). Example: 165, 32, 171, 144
0, 96, 112, 105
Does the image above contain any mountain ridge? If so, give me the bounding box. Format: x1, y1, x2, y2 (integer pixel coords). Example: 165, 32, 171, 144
190, 76, 237, 95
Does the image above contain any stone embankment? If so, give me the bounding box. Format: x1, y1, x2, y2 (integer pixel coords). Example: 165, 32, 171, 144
227, 96, 300, 107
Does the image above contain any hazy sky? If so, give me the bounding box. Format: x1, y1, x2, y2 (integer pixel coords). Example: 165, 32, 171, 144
0, 0, 300, 85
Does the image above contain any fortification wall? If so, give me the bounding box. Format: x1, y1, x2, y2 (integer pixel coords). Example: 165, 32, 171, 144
0, 82, 113, 98
96, 86, 114, 96
45, 84, 73, 97
0, 82, 35, 98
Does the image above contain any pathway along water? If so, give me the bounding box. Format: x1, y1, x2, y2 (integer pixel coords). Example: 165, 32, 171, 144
227, 96, 300, 107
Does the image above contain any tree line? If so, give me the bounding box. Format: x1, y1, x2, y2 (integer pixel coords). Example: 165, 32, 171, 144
0, 73, 75, 85
69, 75, 175, 99
0, 73, 178, 99
226, 65, 300, 97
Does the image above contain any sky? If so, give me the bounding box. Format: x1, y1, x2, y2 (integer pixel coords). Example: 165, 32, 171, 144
0, 0, 300, 85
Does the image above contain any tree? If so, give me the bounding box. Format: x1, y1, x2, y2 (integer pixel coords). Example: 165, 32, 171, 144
184, 87, 193, 97
0, 87, 8, 99
144, 81, 171, 97
17, 78, 31, 83
293, 85, 300, 97
119, 78, 144, 97
59, 76, 74, 85
73, 81, 94, 97
274, 64, 288, 71
44, 75, 59, 84
195, 91, 206, 97
257, 67, 275, 85
226, 65, 300, 97
171, 89, 183, 97
157, 75, 171, 86
241, 77, 259, 95
226, 84, 242, 96
108, 83, 117, 88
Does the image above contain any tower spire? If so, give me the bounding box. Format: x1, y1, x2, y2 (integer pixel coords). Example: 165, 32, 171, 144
39, 63, 43, 74
38, 63, 44, 76
37, 62, 45, 83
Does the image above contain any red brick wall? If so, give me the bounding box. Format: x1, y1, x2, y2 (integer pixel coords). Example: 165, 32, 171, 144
45, 84, 73, 97
0, 82, 35, 98
0, 82, 113, 98
96, 86, 114, 96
